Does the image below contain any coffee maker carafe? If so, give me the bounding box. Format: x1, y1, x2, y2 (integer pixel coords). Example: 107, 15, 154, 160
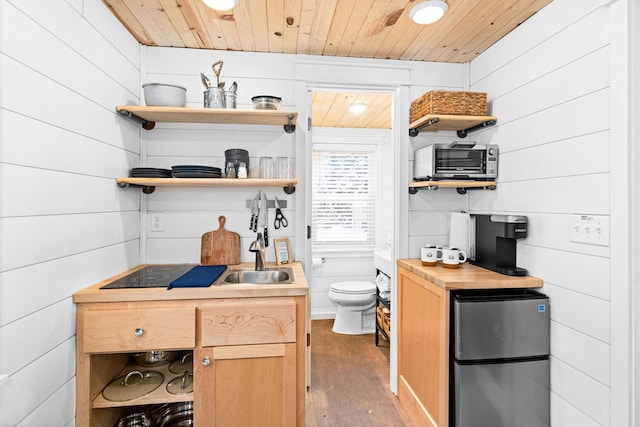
469, 214, 528, 276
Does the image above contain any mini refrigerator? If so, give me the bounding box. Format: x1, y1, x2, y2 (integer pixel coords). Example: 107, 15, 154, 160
450, 289, 550, 427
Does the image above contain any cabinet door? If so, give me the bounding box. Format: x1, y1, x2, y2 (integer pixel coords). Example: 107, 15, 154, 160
397, 267, 449, 427
194, 344, 296, 426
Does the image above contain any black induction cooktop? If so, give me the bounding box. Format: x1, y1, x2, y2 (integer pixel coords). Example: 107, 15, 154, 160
100, 265, 194, 289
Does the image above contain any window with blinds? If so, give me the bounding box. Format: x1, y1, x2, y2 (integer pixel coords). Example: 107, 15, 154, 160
312, 146, 376, 248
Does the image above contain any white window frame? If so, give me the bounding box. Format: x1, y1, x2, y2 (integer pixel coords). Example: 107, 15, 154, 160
311, 129, 385, 253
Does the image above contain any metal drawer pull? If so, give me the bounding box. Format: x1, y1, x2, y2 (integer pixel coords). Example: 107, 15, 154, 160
201, 357, 211, 367
134, 328, 144, 337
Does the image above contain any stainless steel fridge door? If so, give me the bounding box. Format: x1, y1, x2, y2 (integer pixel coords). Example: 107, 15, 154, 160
454, 358, 550, 427
453, 292, 549, 360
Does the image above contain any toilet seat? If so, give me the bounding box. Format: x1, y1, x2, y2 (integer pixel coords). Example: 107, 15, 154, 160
330, 281, 376, 295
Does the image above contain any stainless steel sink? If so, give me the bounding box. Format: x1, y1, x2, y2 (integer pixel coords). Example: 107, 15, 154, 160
214, 267, 295, 285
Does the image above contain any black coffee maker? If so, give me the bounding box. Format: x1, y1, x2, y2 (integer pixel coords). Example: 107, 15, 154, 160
470, 214, 529, 276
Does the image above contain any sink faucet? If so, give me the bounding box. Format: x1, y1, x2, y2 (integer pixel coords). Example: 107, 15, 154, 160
249, 233, 266, 271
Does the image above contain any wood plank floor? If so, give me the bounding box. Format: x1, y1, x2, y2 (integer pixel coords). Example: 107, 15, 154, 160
305, 319, 415, 427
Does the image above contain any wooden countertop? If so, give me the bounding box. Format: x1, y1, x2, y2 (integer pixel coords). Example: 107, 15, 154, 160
397, 258, 543, 290
73, 262, 309, 304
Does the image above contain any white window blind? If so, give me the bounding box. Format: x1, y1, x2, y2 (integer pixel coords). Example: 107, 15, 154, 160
312, 147, 376, 247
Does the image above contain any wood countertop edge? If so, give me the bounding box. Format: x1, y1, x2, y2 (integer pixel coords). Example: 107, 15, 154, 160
397, 258, 543, 290
73, 262, 309, 304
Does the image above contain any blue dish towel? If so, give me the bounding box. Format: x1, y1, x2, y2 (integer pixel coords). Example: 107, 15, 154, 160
168, 265, 227, 289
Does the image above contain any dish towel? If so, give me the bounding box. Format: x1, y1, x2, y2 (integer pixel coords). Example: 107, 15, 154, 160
168, 265, 227, 290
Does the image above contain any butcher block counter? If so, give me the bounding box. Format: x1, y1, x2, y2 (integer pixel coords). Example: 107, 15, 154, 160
73, 262, 308, 303
73, 262, 308, 427
396, 258, 543, 290
396, 259, 543, 427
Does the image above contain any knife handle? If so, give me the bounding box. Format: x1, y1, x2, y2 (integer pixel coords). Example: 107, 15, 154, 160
250, 214, 255, 230
264, 227, 269, 247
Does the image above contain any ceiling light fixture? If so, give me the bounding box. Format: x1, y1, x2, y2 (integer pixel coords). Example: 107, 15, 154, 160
409, 0, 449, 25
349, 103, 367, 114
202, 0, 239, 11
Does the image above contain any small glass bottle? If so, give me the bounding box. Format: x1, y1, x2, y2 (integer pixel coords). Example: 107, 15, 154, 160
237, 162, 247, 179
226, 162, 236, 178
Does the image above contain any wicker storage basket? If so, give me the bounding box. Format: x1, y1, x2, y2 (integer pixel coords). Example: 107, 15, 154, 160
410, 90, 487, 123
377, 306, 391, 337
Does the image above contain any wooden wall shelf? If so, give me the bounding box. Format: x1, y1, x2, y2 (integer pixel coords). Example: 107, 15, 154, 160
117, 177, 298, 194
116, 106, 298, 133
409, 114, 497, 138
409, 180, 497, 195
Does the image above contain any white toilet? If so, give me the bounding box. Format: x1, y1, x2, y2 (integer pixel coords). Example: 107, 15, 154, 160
328, 281, 377, 334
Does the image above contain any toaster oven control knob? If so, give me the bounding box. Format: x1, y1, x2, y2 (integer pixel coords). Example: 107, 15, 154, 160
488, 147, 497, 155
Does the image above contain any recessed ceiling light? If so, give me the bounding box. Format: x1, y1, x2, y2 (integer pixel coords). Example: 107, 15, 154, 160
202, 0, 239, 11
349, 103, 367, 114
409, 0, 449, 25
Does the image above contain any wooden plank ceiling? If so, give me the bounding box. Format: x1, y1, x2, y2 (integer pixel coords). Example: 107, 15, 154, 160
102, 0, 553, 128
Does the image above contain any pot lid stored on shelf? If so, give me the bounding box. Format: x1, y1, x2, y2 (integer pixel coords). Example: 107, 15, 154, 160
166, 371, 194, 395
102, 370, 164, 402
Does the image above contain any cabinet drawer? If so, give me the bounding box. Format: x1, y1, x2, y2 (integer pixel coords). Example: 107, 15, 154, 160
82, 307, 196, 353
199, 298, 296, 346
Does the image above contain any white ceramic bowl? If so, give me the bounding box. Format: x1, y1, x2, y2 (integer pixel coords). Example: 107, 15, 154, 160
142, 83, 187, 107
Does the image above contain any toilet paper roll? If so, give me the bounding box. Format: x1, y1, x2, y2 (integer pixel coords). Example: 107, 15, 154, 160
311, 257, 324, 267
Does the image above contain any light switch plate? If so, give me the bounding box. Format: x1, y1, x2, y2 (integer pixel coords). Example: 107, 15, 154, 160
569, 214, 609, 246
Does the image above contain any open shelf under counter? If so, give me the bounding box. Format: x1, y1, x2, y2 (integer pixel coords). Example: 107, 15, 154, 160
116, 177, 298, 194
93, 361, 193, 409
115, 105, 298, 132
409, 180, 497, 195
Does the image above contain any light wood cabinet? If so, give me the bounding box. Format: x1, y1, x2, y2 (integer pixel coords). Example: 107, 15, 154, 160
397, 265, 449, 427
194, 343, 296, 426
396, 259, 544, 427
194, 298, 298, 425
75, 287, 307, 426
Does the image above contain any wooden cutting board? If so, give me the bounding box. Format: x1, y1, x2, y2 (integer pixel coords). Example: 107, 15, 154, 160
201, 215, 241, 265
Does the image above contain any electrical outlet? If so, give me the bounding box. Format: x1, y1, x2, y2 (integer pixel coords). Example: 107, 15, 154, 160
569, 214, 609, 246
150, 213, 164, 232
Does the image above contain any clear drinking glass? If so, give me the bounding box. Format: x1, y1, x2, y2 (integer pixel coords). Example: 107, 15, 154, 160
259, 157, 273, 179
274, 157, 289, 179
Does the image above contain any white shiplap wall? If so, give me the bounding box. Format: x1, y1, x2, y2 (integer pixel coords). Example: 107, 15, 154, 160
141, 48, 466, 317
468, 0, 630, 425
0, 0, 141, 425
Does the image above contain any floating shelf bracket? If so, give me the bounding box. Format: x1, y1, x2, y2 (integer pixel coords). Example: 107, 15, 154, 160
409, 184, 438, 194
409, 182, 497, 195
117, 109, 155, 130
456, 119, 497, 138
409, 117, 439, 137
117, 181, 156, 194
284, 114, 296, 134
